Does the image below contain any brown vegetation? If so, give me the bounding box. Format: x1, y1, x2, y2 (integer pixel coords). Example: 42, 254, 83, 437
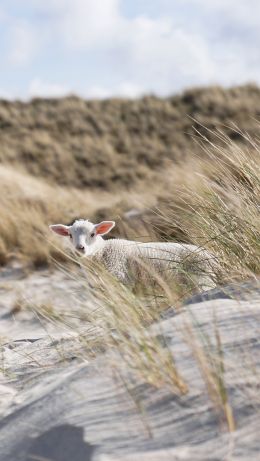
0, 84, 260, 189
0, 85, 259, 439
0, 84, 259, 269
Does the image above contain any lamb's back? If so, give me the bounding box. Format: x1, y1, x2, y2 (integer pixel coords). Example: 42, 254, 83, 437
101, 239, 200, 273
95, 238, 216, 288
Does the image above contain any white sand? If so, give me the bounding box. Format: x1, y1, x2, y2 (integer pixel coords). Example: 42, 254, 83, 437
0, 265, 259, 461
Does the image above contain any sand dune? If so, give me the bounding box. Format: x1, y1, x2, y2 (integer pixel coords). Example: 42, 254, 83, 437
0, 272, 259, 461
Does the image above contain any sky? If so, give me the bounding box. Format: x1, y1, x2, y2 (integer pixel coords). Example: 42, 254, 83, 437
0, 0, 259, 99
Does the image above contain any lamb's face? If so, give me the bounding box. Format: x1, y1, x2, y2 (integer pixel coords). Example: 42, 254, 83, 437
50, 219, 115, 256
69, 220, 98, 255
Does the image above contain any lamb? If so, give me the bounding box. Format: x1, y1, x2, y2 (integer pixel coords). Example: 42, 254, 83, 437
50, 219, 217, 291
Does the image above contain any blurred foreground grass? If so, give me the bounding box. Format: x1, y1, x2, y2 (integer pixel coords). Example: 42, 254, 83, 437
27, 129, 259, 433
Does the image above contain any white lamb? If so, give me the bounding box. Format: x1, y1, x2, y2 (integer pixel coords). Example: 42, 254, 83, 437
50, 219, 216, 291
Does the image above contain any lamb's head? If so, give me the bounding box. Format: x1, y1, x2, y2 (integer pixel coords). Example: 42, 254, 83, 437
49, 219, 115, 256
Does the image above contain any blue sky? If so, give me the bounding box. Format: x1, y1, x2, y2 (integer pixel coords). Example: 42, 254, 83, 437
0, 0, 259, 99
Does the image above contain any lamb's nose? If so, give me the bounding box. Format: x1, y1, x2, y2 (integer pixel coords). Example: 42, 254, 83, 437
76, 245, 85, 252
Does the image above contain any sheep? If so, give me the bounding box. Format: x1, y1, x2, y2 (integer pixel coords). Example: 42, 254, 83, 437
50, 219, 217, 291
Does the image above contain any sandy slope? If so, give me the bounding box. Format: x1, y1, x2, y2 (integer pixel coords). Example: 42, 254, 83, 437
0, 266, 259, 461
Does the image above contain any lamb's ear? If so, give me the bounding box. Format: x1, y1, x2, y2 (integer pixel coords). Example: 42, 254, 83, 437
49, 224, 70, 236
94, 221, 115, 236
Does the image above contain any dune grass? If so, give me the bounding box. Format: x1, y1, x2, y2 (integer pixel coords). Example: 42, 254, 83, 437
153, 129, 260, 283
24, 131, 259, 434
1, 120, 260, 433
0, 164, 124, 267
1, 85, 259, 190
0, 125, 259, 274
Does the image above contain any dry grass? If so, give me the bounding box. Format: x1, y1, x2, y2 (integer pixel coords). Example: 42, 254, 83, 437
0, 129, 259, 271
29, 129, 258, 432
32, 255, 259, 432
0, 165, 124, 266
0, 85, 260, 267
155, 129, 260, 283
0, 84, 259, 189
1, 88, 259, 438
3, 126, 258, 433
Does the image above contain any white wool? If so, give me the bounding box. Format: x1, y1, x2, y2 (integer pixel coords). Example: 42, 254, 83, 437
50, 219, 217, 290
93, 238, 216, 289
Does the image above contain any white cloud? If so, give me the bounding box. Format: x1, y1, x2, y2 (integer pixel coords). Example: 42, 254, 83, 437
19, 0, 122, 49
48, 0, 260, 95
8, 22, 36, 65
28, 79, 69, 98
1, 0, 260, 98
185, 0, 260, 27
85, 82, 144, 99
0, 6, 6, 22
0, 88, 12, 99
48, 2, 218, 93
116, 82, 144, 98
59, 0, 122, 49
126, 17, 216, 92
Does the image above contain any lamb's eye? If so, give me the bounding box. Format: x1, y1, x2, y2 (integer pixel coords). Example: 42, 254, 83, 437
90, 232, 95, 238
69, 234, 72, 239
